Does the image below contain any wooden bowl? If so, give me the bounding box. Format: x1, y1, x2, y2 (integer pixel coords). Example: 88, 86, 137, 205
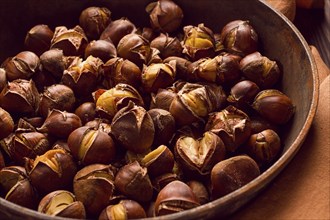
0, 0, 318, 219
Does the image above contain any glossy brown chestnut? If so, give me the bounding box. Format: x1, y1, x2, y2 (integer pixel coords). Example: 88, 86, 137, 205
0, 68, 7, 91
25, 148, 77, 195
187, 180, 210, 205
67, 126, 116, 166
205, 105, 252, 153
79, 6, 112, 40
150, 87, 177, 111
152, 172, 179, 192
146, 0, 184, 33
150, 33, 183, 59
85, 40, 117, 62
163, 56, 193, 81
24, 24, 54, 56
38, 84, 76, 118
227, 80, 260, 107
100, 17, 137, 46
98, 199, 147, 220
39, 49, 68, 79
154, 180, 200, 216
38, 190, 86, 219
114, 161, 153, 203
111, 102, 154, 153
5, 51, 40, 81
210, 155, 260, 199
252, 89, 295, 124
74, 102, 96, 125
0, 107, 14, 140
73, 164, 116, 217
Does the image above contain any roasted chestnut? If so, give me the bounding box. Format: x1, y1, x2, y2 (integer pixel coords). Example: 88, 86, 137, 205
38, 190, 86, 219
0, 107, 14, 140
74, 102, 96, 125
114, 161, 153, 202
79, 6, 112, 40
227, 80, 260, 109
150, 33, 183, 58
154, 180, 200, 216
210, 155, 260, 199
24, 24, 54, 56
85, 40, 117, 62
39, 49, 68, 79
187, 180, 209, 205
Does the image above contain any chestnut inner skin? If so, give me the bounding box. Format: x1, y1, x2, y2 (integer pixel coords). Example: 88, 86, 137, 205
0, 0, 317, 220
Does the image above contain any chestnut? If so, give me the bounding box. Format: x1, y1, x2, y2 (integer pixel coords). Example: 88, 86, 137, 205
0, 150, 5, 169
79, 6, 112, 40
245, 129, 282, 168
154, 180, 200, 216
220, 20, 258, 56
0, 107, 14, 140
182, 23, 215, 61
150, 87, 177, 111
250, 115, 279, 134
38, 84, 76, 118
205, 105, 252, 153
100, 17, 137, 46
163, 56, 193, 81
141, 145, 174, 177
98, 199, 147, 220
37, 109, 82, 139
150, 33, 183, 59
50, 25, 88, 56
25, 148, 77, 195
5, 51, 40, 81
148, 108, 176, 146
240, 51, 281, 89
174, 131, 226, 176
39, 49, 68, 79
252, 89, 295, 124
24, 24, 54, 56
38, 190, 86, 219
0, 166, 38, 209
227, 80, 260, 109
114, 161, 153, 202
85, 40, 117, 62
67, 126, 116, 166
73, 164, 116, 217
152, 172, 179, 192
111, 102, 155, 154
0, 68, 7, 91
0, 79, 40, 116
146, 0, 184, 33
74, 102, 96, 125
210, 155, 260, 199
187, 180, 210, 205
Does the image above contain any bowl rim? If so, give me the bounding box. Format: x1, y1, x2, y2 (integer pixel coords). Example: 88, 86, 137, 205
0, 0, 319, 219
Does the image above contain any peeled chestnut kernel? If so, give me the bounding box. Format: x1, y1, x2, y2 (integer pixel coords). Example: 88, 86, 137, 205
95, 83, 144, 119
169, 82, 226, 126
220, 20, 258, 56
100, 17, 137, 46
0, 79, 40, 116
146, 0, 184, 33
38, 84, 76, 118
38, 190, 86, 219
245, 129, 281, 168
252, 89, 295, 125
74, 102, 96, 125
0, 166, 38, 209
193, 53, 241, 85
154, 180, 200, 216
187, 180, 209, 205
114, 161, 153, 202
40, 49, 68, 79
142, 61, 176, 93
7, 131, 50, 165
141, 145, 174, 177
62, 55, 103, 97
25, 148, 77, 195
240, 52, 281, 88
73, 164, 116, 217
205, 105, 252, 153
111, 102, 155, 153
79, 6, 111, 40
5, 51, 40, 81
51, 25, 88, 56
117, 33, 151, 68
148, 108, 176, 146
150, 33, 183, 59
174, 131, 226, 175
183, 23, 215, 61
103, 57, 142, 89
0, 107, 14, 140
210, 155, 260, 199
163, 56, 193, 81
99, 199, 147, 220
85, 40, 117, 62
67, 126, 116, 166
37, 109, 82, 139
24, 24, 54, 56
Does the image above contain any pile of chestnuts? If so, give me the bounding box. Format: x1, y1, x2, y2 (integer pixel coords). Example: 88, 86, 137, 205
0, 0, 295, 219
